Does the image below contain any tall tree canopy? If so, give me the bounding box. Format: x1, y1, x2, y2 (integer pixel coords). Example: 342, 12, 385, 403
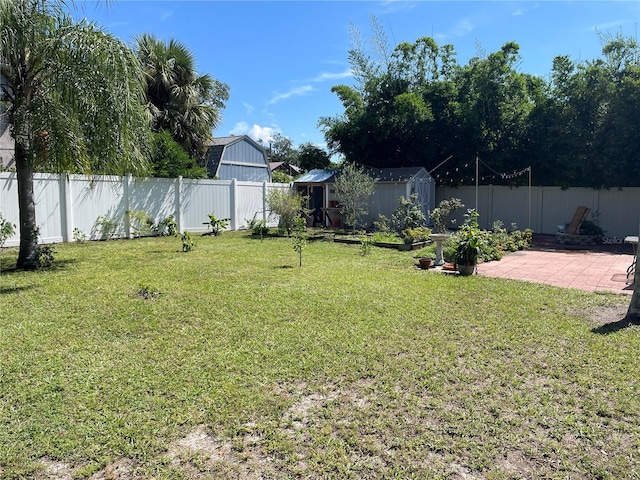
134, 33, 229, 159
1, 0, 150, 269
321, 20, 640, 188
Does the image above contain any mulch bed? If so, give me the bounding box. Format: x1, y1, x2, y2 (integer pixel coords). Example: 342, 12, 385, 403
531, 233, 633, 254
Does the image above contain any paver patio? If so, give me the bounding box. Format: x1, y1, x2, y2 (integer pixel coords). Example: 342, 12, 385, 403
476, 244, 635, 295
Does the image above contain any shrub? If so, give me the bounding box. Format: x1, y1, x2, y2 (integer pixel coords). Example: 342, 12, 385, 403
391, 194, 426, 231
401, 227, 431, 244
266, 188, 308, 235
157, 214, 178, 236
93, 215, 119, 240
128, 210, 154, 238
181, 231, 195, 252
429, 198, 464, 233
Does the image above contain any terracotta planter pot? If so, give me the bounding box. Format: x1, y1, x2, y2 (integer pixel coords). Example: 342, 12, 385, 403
418, 257, 433, 269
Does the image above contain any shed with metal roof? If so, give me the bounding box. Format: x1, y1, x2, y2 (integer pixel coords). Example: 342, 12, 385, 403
294, 166, 435, 229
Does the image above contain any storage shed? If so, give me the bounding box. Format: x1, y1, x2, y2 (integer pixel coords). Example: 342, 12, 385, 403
204, 135, 271, 182
294, 166, 436, 229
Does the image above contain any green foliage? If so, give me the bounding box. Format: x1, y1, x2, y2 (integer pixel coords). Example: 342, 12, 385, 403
135, 34, 229, 158
291, 216, 307, 267
323, 23, 640, 187
206, 214, 230, 236
401, 226, 431, 244
334, 162, 376, 233
359, 235, 373, 256
246, 214, 269, 238
136, 283, 162, 299
128, 210, 154, 238
371, 231, 403, 244
35, 245, 56, 269
429, 198, 464, 233
93, 215, 119, 240
580, 220, 605, 236
390, 194, 427, 231
181, 231, 195, 252
271, 170, 294, 184
156, 214, 178, 236
149, 131, 208, 179
2, 0, 151, 268
72, 228, 86, 244
452, 210, 484, 265
297, 142, 331, 171
266, 188, 308, 235
0, 213, 15, 248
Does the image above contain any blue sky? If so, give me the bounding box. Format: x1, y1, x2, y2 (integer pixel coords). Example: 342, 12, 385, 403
72, 1, 640, 152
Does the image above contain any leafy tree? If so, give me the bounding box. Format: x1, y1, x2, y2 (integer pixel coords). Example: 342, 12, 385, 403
297, 143, 331, 171
265, 133, 299, 165
334, 162, 376, 233
135, 33, 229, 159
1, 0, 150, 269
150, 131, 207, 178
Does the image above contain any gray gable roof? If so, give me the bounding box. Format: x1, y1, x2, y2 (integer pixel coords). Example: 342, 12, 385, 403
204, 135, 269, 179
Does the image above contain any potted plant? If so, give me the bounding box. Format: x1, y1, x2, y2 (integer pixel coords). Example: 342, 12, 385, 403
453, 209, 484, 276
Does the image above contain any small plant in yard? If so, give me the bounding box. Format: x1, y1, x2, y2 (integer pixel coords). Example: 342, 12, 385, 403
292, 216, 307, 267
206, 214, 230, 236
0, 213, 15, 249
156, 214, 178, 236
72, 227, 87, 243
181, 231, 195, 252
246, 213, 269, 238
93, 215, 119, 240
35, 245, 56, 269
136, 283, 162, 299
359, 235, 373, 255
128, 210, 154, 238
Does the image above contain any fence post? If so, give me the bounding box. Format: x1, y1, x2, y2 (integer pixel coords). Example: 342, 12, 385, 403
175, 176, 183, 232
123, 173, 132, 239
61, 171, 73, 242
230, 178, 238, 231
263, 181, 268, 222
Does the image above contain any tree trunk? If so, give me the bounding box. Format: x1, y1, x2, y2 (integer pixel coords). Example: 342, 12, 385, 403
627, 227, 640, 318
15, 142, 38, 270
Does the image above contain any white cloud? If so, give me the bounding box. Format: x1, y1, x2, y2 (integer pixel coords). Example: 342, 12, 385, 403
229, 122, 276, 144
267, 85, 314, 105
243, 102, 254, 114
160, 10, 174, 22
308, 69, 353, 82
451, 19, 475, 37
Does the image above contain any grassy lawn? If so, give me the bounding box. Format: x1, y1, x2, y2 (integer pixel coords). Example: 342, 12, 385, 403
0, 232, 638, 479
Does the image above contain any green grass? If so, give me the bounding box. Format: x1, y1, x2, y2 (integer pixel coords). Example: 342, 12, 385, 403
0, 233, 638, 479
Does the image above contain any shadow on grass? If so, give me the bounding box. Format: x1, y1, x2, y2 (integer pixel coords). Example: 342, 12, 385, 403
0, 258, 77, 275
0, 284, 34, 294
591, 314, 640, 334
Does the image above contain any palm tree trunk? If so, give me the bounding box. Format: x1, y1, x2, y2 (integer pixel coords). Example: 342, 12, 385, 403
15, 143, 38, 270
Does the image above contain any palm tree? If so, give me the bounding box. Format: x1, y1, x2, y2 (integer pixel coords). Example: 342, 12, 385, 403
135, 33, 229, 159
1, 0, 150, 269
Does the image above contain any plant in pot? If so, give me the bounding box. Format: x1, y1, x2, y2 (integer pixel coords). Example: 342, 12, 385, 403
453, 209, 484, 276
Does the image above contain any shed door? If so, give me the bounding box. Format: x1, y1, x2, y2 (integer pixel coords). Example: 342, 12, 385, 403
414, 178, 433, 218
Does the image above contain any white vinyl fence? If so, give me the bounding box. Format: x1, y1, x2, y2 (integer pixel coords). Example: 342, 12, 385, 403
0, 172, 289, 247
437, 185, 640, 240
